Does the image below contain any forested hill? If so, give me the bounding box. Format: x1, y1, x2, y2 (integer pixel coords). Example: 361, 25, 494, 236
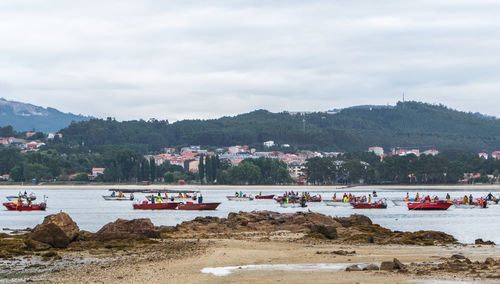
58, 101, 500, 153
0, 98, 91, 133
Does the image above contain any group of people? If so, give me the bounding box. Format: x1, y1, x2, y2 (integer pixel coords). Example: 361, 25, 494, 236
404, 192, 495, 207
279, 191, 322, 202
110, 191, 134, 200
234, 191, 249, 198
336, 192, 373, 203
150, 192, 203, 204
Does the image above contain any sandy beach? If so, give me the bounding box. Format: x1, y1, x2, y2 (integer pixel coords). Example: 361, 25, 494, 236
41, 238, 500, 283
2, 210, 498, 284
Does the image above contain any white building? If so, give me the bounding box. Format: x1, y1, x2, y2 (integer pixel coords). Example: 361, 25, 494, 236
368, 146, 384, 157
263, 141, 275, 148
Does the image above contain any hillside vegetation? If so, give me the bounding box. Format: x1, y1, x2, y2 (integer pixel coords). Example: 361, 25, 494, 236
0, 98, 90, 132
58, 101, 500, 153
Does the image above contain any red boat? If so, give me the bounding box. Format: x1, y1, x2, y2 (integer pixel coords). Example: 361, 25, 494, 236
133, 202, 179, 210
3, 202, 46, 211
351, 202, 387, 209
255, 195, 275, 200
407, 202, 452, 210
177, 202, 221, 210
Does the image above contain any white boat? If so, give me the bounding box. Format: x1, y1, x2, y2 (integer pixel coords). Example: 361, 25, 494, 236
6, 195, 36, 201
280, 203, 306, 208
324, 201, 350, 207
453, 204, 483, 209
102, 195, 134, 201
226, 196, 254, 201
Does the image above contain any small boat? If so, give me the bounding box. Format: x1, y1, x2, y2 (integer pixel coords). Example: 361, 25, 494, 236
324, 201, 350, 207
177, 202, 220, 210
6, 195, 37, 201
453, 203, 483, 209
226, 196, 254, 201
407, 202, 452, 210
280, 202, 307, 208
3, 202, 46, 211
255, 195, 275, 200
103, 195, 134, 201
351, 202, 387, 209
133, 202, 178, 210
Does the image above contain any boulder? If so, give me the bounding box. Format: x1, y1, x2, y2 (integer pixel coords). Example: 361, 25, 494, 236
30, 223, 71, 248
380, 261, 397, 271
94, 218, 159, 241
475, 239, 495, 245
24, 238, 51, 251
335, 214, 372, 227
393, 258, 405, 269
309, 224, 338, 240
485, 257, 495, 265
345, 265, 361, 271
30, 212, 79, 248
364, 264, 380, 271
75, 230, 94, 242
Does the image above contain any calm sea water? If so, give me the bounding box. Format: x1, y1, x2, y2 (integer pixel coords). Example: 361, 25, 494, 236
1, 187, 499, 244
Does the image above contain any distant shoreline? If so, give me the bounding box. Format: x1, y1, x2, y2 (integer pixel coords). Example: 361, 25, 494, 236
0, 184, 500, 191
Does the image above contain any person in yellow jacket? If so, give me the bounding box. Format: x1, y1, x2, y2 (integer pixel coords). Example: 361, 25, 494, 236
463, 195, 468, 204
157, 196, 162, 203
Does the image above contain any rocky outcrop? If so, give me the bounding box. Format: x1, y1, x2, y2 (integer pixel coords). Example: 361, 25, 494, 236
29, 212, 80, 248
93, 218, 159, 241
475, 238, 495, 245
165, 211, 457, 246
380, 258, 405, 271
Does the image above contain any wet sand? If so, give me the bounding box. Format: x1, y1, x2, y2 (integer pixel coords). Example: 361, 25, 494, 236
42, 238, 499, 284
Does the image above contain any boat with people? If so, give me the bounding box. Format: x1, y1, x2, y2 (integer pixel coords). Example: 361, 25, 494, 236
255, 194, 275, 200
133, 201, 179, 210
351, 200, 387, 209
146, 194, 197, 202
102, 195, 134, 201
102, 191, 134, 201
407, 202, 452, 210
177, 202, 221, 210
323, 199, 350, 207
6, 193, 36, 201
3, 201, 46, 211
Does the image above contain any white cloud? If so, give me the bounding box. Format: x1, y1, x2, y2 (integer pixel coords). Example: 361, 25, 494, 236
1, 0, 500, 120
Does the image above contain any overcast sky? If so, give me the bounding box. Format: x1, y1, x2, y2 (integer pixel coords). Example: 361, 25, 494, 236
1, 0, 500, 121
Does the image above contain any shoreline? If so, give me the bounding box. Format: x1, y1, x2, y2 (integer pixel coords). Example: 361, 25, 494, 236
1, 184, 500, 191
3, 210, 497, 283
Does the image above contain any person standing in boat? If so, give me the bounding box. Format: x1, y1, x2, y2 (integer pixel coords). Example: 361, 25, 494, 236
486, 192, 493, 200
111, 191, 116, 197
198, 194, 203, 204
463, 195, 468, 204
446, 193, 451, 203
129, 193, 134, 200
469, 194, 473, 205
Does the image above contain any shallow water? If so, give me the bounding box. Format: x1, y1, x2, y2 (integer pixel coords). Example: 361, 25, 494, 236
1, 187, 499, 244
201, 263, 367, 276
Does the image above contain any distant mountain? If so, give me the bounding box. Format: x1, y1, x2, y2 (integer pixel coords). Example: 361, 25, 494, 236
0, 98, 91, 133
58, 101, 500, 153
